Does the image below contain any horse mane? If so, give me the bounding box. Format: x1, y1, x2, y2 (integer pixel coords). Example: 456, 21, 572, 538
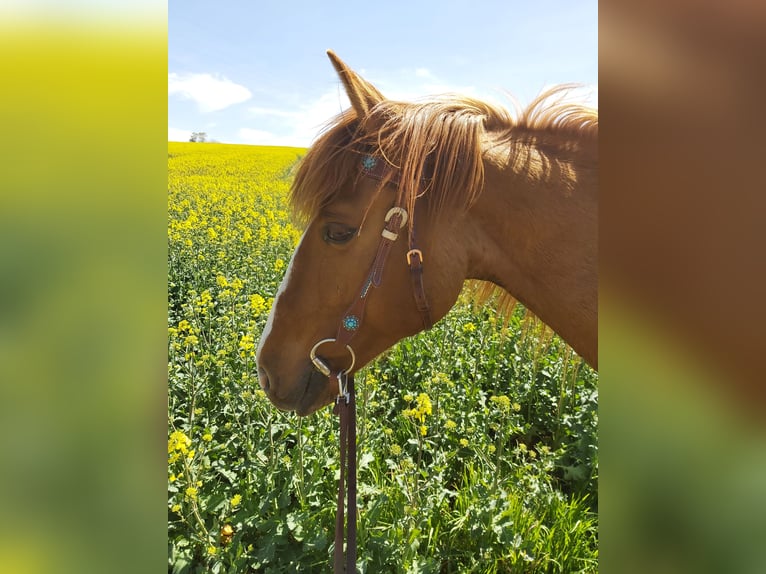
290, 87, 597, 345
291, 85, 597, 225
512, 84, 598, 137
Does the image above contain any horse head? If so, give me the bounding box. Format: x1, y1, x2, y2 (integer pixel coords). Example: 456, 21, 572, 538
256, 52, 470, 415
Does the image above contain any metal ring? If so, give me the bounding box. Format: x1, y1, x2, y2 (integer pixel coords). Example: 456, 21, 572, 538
384, 207, 408, 228
309, 338, 356, 377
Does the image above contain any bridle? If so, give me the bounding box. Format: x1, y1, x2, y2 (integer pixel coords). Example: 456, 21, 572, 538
308, 154, 432, 572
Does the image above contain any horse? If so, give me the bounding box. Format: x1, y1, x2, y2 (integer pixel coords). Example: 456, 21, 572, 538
257, 50, 597, 417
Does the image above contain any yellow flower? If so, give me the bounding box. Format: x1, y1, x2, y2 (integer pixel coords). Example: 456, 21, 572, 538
390, 444, 402, 456
171, 504, 181, 513
238, 333, 255, 357
431, 372, 453, 386
274, 258, 285, 272
202, 432, 213, 442
459, 438, 469, 448
194, 290, 213, 314
250, 294, 266, 315
490, 395, 511, 412
207, 545, 217, 556
403, 393, 433, 424
185, 487, 198, 500
445, 419, 457, 430
416, 393, 432, 417
168, 430, 191, 454
230, 494, 242, 507
420, 425, 427, 436
462, 322, 476, 333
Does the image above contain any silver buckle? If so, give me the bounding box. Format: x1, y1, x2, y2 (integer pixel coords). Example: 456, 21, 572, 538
384, 207, 408, 228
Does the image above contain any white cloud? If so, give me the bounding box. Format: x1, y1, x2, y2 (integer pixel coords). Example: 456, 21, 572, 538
168, 127, 191, 142
414, 67, 434, 79
168, 72, 252, 112
247, 106, 299, 119
292, 90, 351, 143
374, 68, 481, 103
238, 128, 297, 147
238, 89, 350, 147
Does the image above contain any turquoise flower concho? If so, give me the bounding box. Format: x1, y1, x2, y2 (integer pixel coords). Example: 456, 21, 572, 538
342, 315, 360, 332
361, 155, 377, 171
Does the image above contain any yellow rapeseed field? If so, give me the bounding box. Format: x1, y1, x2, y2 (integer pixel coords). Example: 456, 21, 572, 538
168, 142, 303, 262
168, 141, 598, 573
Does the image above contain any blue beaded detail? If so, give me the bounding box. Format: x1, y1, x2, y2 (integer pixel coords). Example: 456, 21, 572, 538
343, 315, 360, 331
361, 155, 377, 171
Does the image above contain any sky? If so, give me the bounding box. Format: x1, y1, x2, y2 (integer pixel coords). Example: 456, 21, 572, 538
169, 0, 597, 147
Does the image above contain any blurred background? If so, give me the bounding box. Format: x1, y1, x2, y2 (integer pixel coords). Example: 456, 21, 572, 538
600, 1, 766, 572
1, 0, 764, 572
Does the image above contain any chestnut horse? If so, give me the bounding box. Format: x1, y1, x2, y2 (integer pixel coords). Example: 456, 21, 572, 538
257, 51, 597, 416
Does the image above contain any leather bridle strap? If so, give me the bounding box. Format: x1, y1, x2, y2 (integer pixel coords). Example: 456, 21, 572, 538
313, 154, 434, 574
332, 372, 356, 573
360, 155, 432, 331
335, 206, 408, 348
406, 218, 432, 330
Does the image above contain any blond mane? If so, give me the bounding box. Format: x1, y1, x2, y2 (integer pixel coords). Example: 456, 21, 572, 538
291, 86, 597, 224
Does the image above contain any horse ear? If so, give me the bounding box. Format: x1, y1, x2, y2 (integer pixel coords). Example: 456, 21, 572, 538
327, 50, 385, 118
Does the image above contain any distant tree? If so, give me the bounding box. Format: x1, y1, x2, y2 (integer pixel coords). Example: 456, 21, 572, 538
189, 132, 207, 143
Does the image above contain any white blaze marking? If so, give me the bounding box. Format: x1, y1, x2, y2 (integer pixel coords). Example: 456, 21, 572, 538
256, 230, 307, 363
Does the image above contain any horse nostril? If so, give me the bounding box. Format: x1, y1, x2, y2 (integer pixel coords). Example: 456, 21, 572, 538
257, 367, 270, 391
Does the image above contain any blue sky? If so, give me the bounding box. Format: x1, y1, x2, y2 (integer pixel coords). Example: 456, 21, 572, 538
169, 0, 597, 147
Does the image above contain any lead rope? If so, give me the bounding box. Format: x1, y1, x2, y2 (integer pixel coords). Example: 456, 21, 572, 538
332, 372, 356, 573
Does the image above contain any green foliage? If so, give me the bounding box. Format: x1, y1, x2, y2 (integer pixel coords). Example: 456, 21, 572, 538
168, 142, 598, 573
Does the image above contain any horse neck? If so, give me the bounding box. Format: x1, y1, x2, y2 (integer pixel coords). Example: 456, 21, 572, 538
465, 131, 598, 366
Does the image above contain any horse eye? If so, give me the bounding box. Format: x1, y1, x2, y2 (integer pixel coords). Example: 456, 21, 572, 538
323, 223, 357, 245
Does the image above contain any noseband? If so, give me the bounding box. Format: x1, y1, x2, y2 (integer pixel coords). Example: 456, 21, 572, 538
309, 154, 432, 573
